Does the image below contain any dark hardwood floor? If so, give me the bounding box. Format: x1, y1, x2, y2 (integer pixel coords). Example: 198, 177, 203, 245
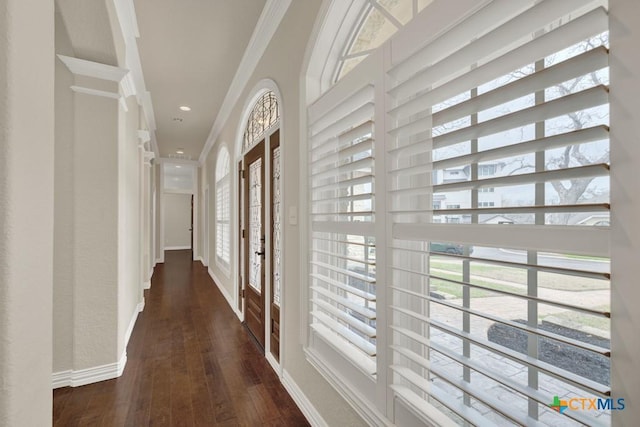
53, 250, 310, 426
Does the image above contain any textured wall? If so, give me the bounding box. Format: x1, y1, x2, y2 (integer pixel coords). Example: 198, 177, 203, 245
72, 78, 120, 370
53, 9, 76, 374
202, 1, 367, 425
118, 94, 142, 360
0, 0, 55, 425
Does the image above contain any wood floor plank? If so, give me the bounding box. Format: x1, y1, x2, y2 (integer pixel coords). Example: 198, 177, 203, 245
53, 250, 309, 426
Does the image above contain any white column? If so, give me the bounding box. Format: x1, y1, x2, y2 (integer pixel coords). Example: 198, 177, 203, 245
139, 131, 154, 289
145, 152, 155, 279
0, 0, 54, 424
58, 56, 129, 376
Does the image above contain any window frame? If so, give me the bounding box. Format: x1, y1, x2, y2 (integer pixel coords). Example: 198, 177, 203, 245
215, 145, 231, 273
304, 47, 390, 425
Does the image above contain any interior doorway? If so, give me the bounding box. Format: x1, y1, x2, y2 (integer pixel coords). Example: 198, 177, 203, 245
161, 162, 198, 261
163, 192, 193, 252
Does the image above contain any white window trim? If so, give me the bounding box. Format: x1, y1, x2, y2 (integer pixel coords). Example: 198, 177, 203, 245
304, 27, 389, 425
235, 79, 285, 376
305, 0, 369, 101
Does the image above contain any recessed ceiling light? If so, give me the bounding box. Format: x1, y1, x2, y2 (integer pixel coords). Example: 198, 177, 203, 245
176, 149, 184, 154
176, 165, 182, 168
179, 106, 191, 111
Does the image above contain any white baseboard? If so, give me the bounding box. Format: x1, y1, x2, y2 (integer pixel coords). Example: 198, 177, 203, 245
266, 352, 281, 377
282, 370, 328, 427
165, 245, 191, 250
124, 302, 143, 349
52, 352, 127, 389
52, 370, 72, 389
52, 298, 142, 389
208, 267, 235, 308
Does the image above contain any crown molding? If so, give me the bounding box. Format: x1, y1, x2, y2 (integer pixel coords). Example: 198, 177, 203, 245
69, 85, 128, 111
121, 73, 136, 99
59, 54, 133, 112
144, 151, 155, 165
198, 0, 292, 164
138, 129, 151, 143
110, 0, 160, 158
70, 85, 120, 100
57, 54, 129, 82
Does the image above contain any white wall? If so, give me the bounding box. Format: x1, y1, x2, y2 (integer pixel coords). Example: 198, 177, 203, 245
164, 193, 192, 249
53, 8, 76, 374
0, 0, 55, 424
117, 93, 143, 362
203, 1, 367, 425
71, 76, 121, 371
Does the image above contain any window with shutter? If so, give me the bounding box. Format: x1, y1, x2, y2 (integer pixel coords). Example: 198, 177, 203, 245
308, 80, 378, 377
388, 1, 610, 425
216, 146, 231, 269
306, 0, 613, 425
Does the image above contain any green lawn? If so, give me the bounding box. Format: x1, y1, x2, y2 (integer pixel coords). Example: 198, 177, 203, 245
430, 259, 609, 291
430, 271, 525, 299
563, 254, 610, 262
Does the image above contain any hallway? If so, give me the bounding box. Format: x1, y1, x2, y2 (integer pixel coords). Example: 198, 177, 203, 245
53, 251, 309, 426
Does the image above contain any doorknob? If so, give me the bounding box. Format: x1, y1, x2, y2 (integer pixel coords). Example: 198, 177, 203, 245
255, 235, 265, 257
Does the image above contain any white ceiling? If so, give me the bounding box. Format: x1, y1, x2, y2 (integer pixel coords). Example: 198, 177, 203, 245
134, 0, 267, 160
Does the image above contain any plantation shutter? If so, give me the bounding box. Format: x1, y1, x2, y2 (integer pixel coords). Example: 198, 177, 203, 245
387, 0, 611, 425
216, 148, 231, 267
308, 82, 377, 376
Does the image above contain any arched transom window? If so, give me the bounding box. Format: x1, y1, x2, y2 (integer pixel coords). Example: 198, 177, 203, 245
335, 0, 433, 82
243, 91, 279, 152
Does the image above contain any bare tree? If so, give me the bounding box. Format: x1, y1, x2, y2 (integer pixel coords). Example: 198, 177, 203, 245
498, 33, 610, 224
431, 33, 609, 224
544, 33, 610, 223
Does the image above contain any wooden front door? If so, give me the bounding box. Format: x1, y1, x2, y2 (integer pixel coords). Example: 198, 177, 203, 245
243, 140, 266, 349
